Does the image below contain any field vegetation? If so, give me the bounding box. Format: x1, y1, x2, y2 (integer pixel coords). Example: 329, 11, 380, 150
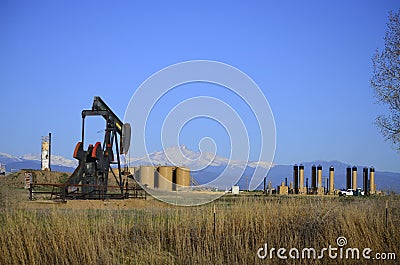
0, 171, 399, 264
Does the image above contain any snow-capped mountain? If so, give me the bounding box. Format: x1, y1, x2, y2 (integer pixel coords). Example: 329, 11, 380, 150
19, 153, 78, 168
128, 145, 273, 170
0, 152, 24, 164
0, 152, 77, 171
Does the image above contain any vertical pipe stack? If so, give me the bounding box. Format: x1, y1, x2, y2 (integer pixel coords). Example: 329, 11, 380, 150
293, 165, 299, 194
329, 166, 334, 195
317, 165, 322, 188
279, 164, 375, 197
346, 166, 352, 190
48, 132, 52, 172
311, 165, 317, 194
363, 167, 368, 194
352, 166, 357, 190
299, 165, 305, 194
370, 167, 375, 195
317, 165, 323, 194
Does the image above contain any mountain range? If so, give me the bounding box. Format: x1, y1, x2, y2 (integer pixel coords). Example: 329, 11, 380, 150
1, 147, 399, 193
128, 145, 273, 170
0, 152, 77, 172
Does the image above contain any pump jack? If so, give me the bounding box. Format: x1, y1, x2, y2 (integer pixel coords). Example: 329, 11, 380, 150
61, 96, 131, 199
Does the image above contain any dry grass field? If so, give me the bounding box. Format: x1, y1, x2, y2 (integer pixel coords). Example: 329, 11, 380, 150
0, 171, 399, 265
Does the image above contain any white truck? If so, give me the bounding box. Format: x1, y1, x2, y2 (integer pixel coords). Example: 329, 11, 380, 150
339, 189, 354, 196
339, 188, 364, 196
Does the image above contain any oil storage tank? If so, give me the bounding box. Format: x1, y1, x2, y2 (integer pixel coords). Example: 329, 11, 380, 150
137, 166, 156, 189
157, 166, 175, 191
176, 167, 191, 190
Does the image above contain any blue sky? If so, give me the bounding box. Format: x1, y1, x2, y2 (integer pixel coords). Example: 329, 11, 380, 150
1, 0, 400, 172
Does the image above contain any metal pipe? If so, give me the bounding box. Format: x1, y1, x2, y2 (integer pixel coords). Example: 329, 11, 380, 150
81, 115, 85, 147
49, 132, 51, 172
263, 177, 266, 194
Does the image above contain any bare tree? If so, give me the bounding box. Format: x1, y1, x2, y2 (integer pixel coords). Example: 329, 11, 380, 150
371, 10, 400, 151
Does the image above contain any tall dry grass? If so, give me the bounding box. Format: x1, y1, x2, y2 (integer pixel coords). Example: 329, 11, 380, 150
0, 196, 399, 265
